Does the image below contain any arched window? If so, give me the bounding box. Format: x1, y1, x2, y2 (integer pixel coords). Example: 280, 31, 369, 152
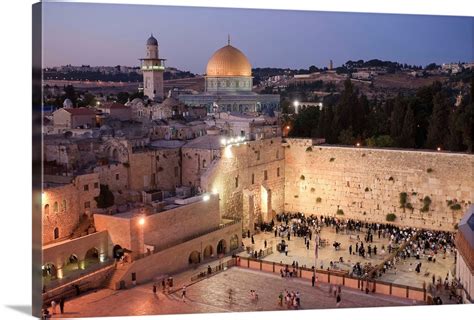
53, 202, 59, 213
62, 200, 67, 211
202, 159, 207, 168
53, 227, 59, 240
44, 204, 49, 215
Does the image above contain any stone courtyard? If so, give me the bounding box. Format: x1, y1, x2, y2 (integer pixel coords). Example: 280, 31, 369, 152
48, 267, 419, 318
240, 227, 456, 288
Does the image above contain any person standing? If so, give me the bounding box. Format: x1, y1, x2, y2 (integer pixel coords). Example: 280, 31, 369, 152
181, 285, 187, 302
349, 245, 352, 255
311, 274, 315, 287
59, 297, 65, 314
251, 235, 255, 245
264, 239, 267, 248
306, 241, 310, 250
285, 245, 289, 256
336, 293, 341, 307
50, 300, 57, 315
153, 284, 157, 295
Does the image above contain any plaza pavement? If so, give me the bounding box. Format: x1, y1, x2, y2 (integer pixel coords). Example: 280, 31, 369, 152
49, 267, 419, 318
240, 227, 456, 288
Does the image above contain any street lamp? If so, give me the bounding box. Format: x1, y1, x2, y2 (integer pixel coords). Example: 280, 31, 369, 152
138, 217, 145, 226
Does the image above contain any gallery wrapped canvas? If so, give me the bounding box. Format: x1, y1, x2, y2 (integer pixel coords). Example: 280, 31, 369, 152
32, 1, 474, 319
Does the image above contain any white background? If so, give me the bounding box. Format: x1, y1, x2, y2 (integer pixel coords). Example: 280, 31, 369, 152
0, 0, 472, 319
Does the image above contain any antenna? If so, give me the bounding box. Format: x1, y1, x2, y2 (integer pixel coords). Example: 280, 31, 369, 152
227, 34, 230, 45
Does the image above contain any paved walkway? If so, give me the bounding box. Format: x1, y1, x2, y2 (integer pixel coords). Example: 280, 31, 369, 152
49, 267, 419, 318
241, 228, 455, 288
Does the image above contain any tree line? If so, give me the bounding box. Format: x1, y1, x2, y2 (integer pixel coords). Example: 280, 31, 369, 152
288, 78, 474, 153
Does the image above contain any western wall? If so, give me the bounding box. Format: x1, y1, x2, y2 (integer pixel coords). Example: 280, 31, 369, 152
283, 139, 474, 231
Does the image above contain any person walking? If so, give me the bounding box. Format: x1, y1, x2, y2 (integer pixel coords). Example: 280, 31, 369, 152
336, 293, 342, 307
285, 245, 289, 256
311, 274, 315, 287
264, 239, 267, 248
161, 279, 166, 292
59, 297, 65, 314
306, 241, 310, 250
251, 235, 255, 245
349, 245, 352, 255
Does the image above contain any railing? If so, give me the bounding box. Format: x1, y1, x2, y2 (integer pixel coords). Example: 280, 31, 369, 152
190, 259, 236, 282
235, 256, 427, 302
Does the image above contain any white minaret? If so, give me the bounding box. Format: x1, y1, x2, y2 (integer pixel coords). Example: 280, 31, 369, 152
140, 34, 166, 102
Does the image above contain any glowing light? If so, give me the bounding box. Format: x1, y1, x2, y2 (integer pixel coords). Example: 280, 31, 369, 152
286, 126, 290, 130
203, 194, 210, 201
221, 138, 226, 145
293, 100, 299, 107
139, 217, 145, 226
212, 188, 218, 195
356, 143, 360, 147
42, 191, 46, 203
224, 145, 233, 158
437, 147, 441, 151
57, 268, 64, 279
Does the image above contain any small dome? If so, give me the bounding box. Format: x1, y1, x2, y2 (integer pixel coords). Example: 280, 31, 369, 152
147, 34, 158, 46
206, 44, 252, 77
63, 98, 73, 109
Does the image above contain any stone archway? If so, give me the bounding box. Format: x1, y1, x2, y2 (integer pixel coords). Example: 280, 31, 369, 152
42, 263, 57, 280
217, 239, 227, 255
188, 251, 201, 264
203, 245, 213, 259
113, 245, 124, 260
84, 247, 100, 269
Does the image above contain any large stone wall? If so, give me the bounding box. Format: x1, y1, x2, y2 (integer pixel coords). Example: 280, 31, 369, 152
201, 138, 285, 231
284, 139, 474, 231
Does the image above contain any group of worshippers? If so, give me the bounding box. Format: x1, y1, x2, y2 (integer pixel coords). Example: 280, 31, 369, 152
278, 289, 301, 309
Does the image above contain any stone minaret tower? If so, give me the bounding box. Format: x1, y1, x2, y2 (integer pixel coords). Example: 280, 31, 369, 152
140, 34, 166, 102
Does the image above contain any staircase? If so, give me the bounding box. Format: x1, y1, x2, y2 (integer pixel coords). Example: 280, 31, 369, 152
103, 263, 132, 290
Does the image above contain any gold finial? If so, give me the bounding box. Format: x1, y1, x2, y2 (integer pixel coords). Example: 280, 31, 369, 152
227, 34, 230, 45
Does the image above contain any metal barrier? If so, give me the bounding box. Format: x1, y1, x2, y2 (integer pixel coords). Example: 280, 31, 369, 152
236, 256, 427, 302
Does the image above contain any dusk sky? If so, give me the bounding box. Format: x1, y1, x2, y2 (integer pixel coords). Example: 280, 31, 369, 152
42, 2, 473, 74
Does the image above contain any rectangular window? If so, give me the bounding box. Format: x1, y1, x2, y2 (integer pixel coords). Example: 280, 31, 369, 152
235, 177, 239, 188
115, 173, 119, 180
264, 170, 268, 180
277, 167, 280, 177
94, 182, 99, 189
84, 201, 90, 209
251, 173, 255, 184
83, 184, 89, 191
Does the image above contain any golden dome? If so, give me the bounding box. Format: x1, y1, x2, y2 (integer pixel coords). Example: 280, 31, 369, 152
206, 45, 252, 77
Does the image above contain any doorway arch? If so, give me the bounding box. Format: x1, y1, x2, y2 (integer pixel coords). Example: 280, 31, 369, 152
203, 245, 213, 259
113, 245, 124, 260
84, 247, 100, 268
217, 239, 227, 255
188, 251, 201, 264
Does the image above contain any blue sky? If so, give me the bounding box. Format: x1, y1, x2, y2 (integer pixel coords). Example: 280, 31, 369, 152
42, 2, 473, 73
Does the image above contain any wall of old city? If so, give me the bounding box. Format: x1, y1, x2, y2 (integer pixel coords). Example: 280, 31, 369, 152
43, 173, 100, 244
128, 148, 181, 191
284, 139, 474, 231
143, 194, 221, 250
201, 138, 285, 230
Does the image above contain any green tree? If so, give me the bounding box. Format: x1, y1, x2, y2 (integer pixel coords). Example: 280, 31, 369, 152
426, 93, 450, 149
399, 105, 416, 148
94, 184, 115, 209
390, 95, 406, 144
